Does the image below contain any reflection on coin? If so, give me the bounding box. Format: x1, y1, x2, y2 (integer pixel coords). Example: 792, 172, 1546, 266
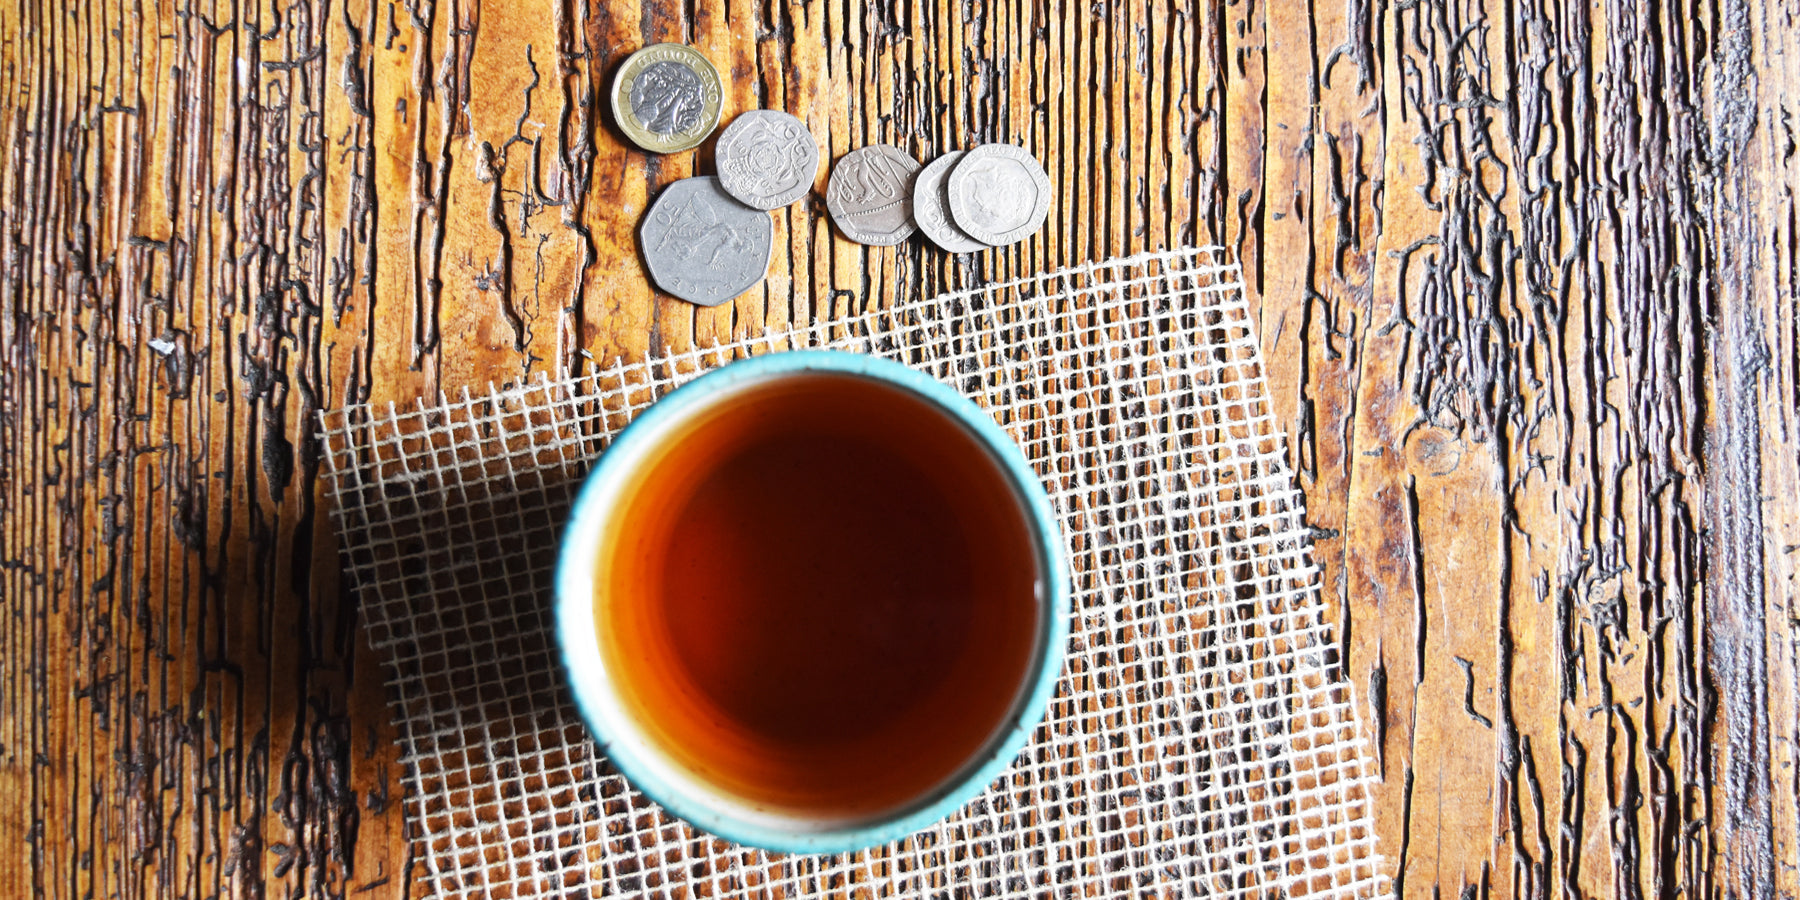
946, 143, 1052, 246
913, 152, 990, 253
825, 145, 921, 246
716, 111, 819, 210
639, 177, 773, 307
611, 44, 724, 154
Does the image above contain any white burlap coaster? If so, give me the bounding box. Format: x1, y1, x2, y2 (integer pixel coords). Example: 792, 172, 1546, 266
319, 247, 1388, 898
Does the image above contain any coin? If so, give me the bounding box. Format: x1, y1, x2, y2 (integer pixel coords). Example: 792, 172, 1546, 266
610, 44, 724, 154
825, 145, 921, 246
715, 110, 819, 210
912, 151, 991, 253
639, 177, 773, 307
946, 143, 1052, 246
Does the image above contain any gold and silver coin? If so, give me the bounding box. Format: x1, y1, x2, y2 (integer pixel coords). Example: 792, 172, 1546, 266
825, 145, 921, 246
715, 110, 819, 210
639, 177, 773, 307
946, 143, 1051, 246
913, 151, 991, 253
610, 44, 723, 154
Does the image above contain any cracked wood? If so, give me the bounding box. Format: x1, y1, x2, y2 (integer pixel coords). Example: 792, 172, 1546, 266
2, 0, 1796, 898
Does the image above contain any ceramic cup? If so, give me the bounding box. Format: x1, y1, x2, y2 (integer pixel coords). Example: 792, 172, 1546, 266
555, 350, 1067, 854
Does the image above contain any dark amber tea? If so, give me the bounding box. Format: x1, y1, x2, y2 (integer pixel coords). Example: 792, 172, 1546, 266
596, 372, 1043, 820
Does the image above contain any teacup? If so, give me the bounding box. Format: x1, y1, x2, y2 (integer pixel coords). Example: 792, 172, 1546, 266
555, 350, 1066, 854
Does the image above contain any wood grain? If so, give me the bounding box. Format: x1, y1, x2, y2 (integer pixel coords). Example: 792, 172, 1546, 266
2, 0, 1795, 898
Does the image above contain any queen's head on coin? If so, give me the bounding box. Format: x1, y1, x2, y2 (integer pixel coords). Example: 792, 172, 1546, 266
960, 159, 1034, 227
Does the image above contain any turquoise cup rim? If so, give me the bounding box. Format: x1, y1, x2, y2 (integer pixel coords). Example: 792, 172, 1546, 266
553, 349, 1069, 856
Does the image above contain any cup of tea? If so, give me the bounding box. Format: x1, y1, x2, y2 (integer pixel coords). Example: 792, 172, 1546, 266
555, 350, 1067, 854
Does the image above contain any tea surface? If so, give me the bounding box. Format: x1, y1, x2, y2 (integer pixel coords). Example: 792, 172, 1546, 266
598, 373, 1042, 819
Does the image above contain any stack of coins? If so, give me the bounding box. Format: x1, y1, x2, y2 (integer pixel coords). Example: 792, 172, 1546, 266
614, 45, 818, 307
613, 42, 1055, 305
826, 143, 1052, 252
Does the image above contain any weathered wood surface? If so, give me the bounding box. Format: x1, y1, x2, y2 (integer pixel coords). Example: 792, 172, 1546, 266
2, 0, 1796, 897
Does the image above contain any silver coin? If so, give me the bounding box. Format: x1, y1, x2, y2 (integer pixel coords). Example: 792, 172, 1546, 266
946, 143, 1052, 246
715, 111, 819, 210
913, 152, 991, 253
639, 177, 773, 307
825, 145, 921, 246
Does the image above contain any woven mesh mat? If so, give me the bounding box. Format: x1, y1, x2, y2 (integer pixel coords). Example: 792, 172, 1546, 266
319, 247, 1388, 898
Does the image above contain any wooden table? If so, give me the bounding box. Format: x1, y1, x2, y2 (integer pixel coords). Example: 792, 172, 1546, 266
3, 0, 1795, 897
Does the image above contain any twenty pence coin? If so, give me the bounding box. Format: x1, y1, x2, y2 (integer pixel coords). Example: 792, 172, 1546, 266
715, 110, 820, 210
913, 151, 991, 253
825, 145, 921, 246
946, 143, 1052, 246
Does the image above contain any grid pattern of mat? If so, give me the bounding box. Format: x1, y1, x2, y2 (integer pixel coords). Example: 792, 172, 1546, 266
318, 247, 1388, 898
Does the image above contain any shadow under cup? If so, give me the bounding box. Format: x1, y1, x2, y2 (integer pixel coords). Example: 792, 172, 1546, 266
555, 351, 1067, 855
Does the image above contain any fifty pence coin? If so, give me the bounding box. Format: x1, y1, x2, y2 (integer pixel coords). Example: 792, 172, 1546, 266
610, 44, 724, 154
913, 151, 990, 253
639, 177, 773, 307
946, 143, 1052, 246
715, 110, 819, 210
825, 144, 921, 246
